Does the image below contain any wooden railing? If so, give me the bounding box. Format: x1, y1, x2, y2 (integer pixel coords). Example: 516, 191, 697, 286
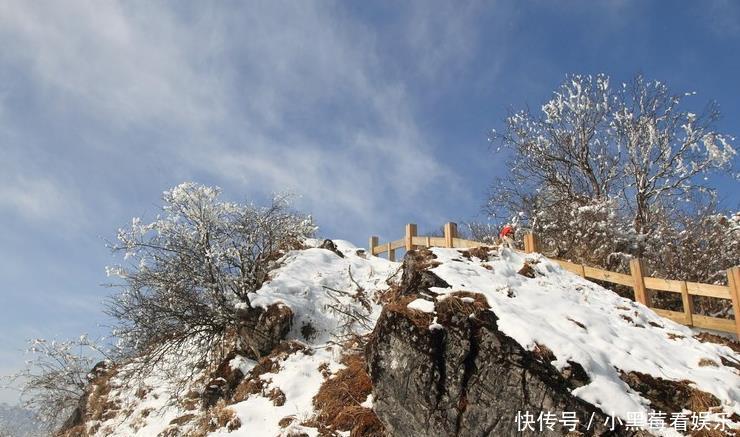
369, 222, 740, 337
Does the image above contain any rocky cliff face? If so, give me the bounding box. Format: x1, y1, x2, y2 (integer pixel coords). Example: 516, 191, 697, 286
367, 249, 630, 436
366, 248, 738, 437
367, 294, 639, 436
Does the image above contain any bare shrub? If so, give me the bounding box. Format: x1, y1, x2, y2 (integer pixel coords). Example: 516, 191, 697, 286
3, 336, 110, 432
106, 182, 315, 383
487, 74, 738, 315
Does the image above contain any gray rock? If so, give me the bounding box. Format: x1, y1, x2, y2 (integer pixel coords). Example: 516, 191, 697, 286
399, 249, 450, 297
319, 239, 344, 258
366, 301, 646, 436
366, 251, 645, 437
238, 304, 293, 359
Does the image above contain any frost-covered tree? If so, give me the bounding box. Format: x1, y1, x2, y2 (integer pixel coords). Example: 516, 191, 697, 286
612, 76, 736, 234
488, 75, 621, 220
489, 74, 736, 254
487, 74, 738, 311
106, 183, 315, 369
4, 337, 107, 431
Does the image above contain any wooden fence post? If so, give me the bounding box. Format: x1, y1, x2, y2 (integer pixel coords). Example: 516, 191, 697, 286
387, 242, 395, 262
524, 232, 538, 253
444, 222, 457, 248
369, 236, 378, 257
630, 258, 650, 307
727, 267, 740, 338
405, 223, 417, 251
679, 281, 694, 326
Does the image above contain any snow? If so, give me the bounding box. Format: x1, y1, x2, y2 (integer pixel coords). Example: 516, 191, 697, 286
426, 247, 740, 422
213, 348, 333, 437
84, 240, 739, 435
84, 239, 398, 437
407, 298, 435, 313
361, 394, 373, 408
229, 355, 255, 375
248, 239, 398, 342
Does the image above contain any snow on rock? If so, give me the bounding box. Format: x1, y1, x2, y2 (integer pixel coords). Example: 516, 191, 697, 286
426, 247, 740, 421
71, 240, 738, 436
212, 347, 334, 437
79, 240, 398, 437
407, 298, 435, 313
249, 239, 398, 343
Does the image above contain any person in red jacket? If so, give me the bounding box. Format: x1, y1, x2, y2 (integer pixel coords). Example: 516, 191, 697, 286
499, 224, 515, 248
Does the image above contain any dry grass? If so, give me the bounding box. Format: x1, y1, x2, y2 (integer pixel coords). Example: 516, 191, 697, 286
267, 387, 286, 406
318, 362, 332, 378
180, 390, 200, 411
384, 294, 435, 328
667, 333, 685, 340
409, 247, 441, 270
56, 365, 119, 437
233, 356, 279, 402
86, 367, 121, 424
375, 283, 403, 305
698, 358, 719, 367
619, 370, 721, 414
311, 353, 385, 436
279, 416, 297, 428
433, 292, 490, 328
458, 246, 494, 261
694, 332, 740, 354
169, 414, 196, 426
233, 340, 310, 402
532, 343, 557, 363
191, 400, 242, 436
517, 262, 536, 278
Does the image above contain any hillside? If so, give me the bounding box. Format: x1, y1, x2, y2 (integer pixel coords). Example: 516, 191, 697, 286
59, 240, 739, 436
0, 403, 44, 437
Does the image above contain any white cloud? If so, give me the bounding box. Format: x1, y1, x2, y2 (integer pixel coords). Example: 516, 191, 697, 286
0, 178, 71, 222
0, 1, 473, 237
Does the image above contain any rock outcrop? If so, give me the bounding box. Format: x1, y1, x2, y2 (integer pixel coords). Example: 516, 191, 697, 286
319, 239, 345, 258
201, 351, 247, 408
237, 303, 293, 359
366, 294, 643, 436
398, 248, 450, 297
366, 250, 643, 437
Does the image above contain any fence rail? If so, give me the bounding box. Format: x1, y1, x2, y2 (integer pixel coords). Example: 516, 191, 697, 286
369, 222, 740, 337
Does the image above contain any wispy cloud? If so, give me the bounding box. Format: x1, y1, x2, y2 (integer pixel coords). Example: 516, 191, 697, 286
0, 1, 472, 238
0, 1, 484, 393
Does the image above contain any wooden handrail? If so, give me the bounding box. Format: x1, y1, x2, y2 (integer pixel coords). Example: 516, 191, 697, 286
369, 222, 740, 337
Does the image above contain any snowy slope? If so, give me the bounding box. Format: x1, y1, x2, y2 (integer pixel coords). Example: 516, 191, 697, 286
426, 247, 740, 428
85, 239, 398, 437
77, 242, 739, 436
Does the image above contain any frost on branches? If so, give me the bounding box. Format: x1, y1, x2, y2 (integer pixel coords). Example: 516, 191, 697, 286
106, 183, 315, 375
4, 337, 108, 431
488, 74, 737, 312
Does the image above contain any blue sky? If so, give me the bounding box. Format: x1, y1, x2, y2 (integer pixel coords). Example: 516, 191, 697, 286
1, 1, 739, 403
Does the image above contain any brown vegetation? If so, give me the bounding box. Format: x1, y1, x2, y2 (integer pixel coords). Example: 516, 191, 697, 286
517, 262, 536, 278
383, 294, 434, 328
619, 370, 720, 414
311, 354, 385, 437
694, 332, 740, 354
458, 246, 494, 261
233, 340, 310, 402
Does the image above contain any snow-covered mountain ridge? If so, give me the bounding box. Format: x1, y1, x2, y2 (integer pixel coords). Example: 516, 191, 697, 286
59, 240, 739, 436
